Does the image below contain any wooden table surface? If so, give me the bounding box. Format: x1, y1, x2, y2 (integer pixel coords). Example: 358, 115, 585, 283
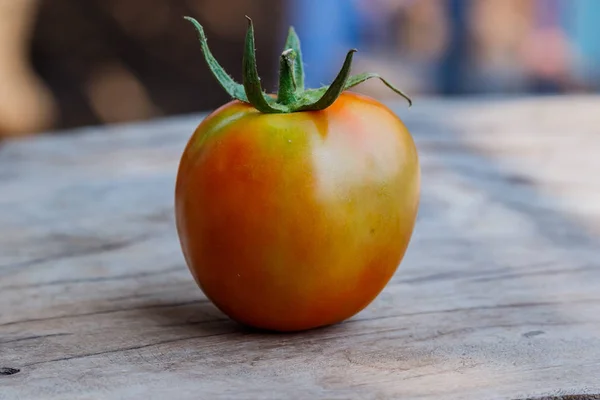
1, 96, 600, 400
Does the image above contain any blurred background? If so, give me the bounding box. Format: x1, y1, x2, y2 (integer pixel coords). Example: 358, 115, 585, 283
1, 0, 598, 137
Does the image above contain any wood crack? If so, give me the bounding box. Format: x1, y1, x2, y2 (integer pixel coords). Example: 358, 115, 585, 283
0, 234, 155, 273
0, 299, 210, 327
21, 331, 233, 367
0, 333, 71, 345
1, 265, 185, 291
351, 298, 600, 323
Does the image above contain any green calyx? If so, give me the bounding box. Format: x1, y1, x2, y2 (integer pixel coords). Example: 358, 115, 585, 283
184, 16, 412, 114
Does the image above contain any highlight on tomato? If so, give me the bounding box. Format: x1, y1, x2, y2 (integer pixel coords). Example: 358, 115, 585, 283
175, 16, 420, 332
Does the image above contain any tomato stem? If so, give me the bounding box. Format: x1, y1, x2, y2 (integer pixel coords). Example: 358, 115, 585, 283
277, 49, 298, 105
282, 26, 305, 92
183, 15, 413, 113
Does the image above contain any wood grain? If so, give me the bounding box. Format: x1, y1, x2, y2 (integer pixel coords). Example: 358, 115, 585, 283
1, 96, 600, 400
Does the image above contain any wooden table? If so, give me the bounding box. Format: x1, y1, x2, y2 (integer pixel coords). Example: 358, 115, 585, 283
1, 96, 600, 400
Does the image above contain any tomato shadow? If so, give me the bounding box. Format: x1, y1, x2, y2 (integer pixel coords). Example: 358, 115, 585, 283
130, 294, 365, 364
128, 298, 236, 333
133, 295, 349, 338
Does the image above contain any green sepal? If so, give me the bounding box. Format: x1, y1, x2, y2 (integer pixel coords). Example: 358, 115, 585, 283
242, 17, 286, 113
293, 49, 356, 112
345, 73, 412, 107
183, 16, 247, 102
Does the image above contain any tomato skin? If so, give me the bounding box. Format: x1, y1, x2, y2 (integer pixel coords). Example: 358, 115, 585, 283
175, 92, 420, 332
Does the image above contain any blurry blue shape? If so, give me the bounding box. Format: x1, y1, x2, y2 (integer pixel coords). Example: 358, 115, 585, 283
287, 0, 360, 88
566, 0, 600, 85
438, 0, 469, 95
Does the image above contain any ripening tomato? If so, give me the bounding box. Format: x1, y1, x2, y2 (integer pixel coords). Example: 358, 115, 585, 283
175, 17, 419, 332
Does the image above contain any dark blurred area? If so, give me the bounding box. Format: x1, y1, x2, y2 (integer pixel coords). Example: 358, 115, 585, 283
1, 0, 598, 137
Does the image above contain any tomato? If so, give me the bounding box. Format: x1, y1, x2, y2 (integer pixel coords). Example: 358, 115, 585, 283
175, 17, 419, 331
